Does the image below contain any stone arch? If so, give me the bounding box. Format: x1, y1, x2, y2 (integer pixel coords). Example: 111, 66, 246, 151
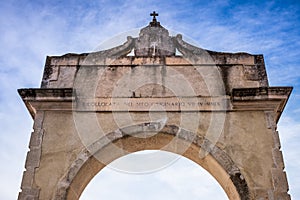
54, 123, 249, 200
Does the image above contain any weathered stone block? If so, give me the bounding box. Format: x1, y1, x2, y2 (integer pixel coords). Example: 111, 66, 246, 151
25, 148, 41, 169
20, 169, 34, 189
272, 148, 285, 169
271, 169, 289, 192
265, 111, 276, 129
244, 65, 260, 81
50, 55, 79, 65
121, 124, 144, 135
50, 66, 77, 88
165, 56, 190, 65
226, 54, 254, 65
273, 131, 281, 149
253, 188, 269, 199
107, 57, 131, 65
29, 130, 43, 148
273, 192, 291, 200
33, 112, 44, 131
131, 57, 163, 65
18, 188, 40, 200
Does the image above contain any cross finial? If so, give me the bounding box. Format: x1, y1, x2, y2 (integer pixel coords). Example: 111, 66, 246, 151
149, 11, 160, 27
150, 11, 158, 21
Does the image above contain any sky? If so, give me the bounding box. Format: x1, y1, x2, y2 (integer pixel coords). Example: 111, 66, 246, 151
0, 0, 299, 199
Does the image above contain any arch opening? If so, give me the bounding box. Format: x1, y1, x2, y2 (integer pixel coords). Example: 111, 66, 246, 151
80, 150, 228, 199
54, 125, 249, 200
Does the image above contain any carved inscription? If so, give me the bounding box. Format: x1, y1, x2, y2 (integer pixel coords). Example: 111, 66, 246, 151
76, 97, 229, 111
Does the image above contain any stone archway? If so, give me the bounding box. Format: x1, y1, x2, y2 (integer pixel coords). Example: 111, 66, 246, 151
18, 13, 292, 200
54, 124, 249, 200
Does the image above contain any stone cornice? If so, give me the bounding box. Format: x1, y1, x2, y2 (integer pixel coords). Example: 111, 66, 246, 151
19, 87, 292, 123
232, 87, 293, 122
18, 88, 73, 118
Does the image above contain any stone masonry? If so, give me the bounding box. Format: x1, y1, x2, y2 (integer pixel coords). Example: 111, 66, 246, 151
18, 13, 292, 200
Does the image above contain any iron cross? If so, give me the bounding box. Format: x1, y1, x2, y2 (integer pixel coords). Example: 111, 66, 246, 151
150, 11, 158, 20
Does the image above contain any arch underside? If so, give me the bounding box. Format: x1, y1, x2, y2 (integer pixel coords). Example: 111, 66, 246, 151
54, 124, 249, 200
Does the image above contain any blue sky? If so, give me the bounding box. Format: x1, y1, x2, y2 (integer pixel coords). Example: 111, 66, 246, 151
0, 0, 299, 199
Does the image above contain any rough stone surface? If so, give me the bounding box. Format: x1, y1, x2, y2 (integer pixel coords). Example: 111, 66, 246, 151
20, 169, 34, 189
272, 169, 289, 192
29, 130, 44, 148
18, 187, 40, 200
273, 131, 282, 149
273, 148, 285, 169
25, 145, 41, 170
